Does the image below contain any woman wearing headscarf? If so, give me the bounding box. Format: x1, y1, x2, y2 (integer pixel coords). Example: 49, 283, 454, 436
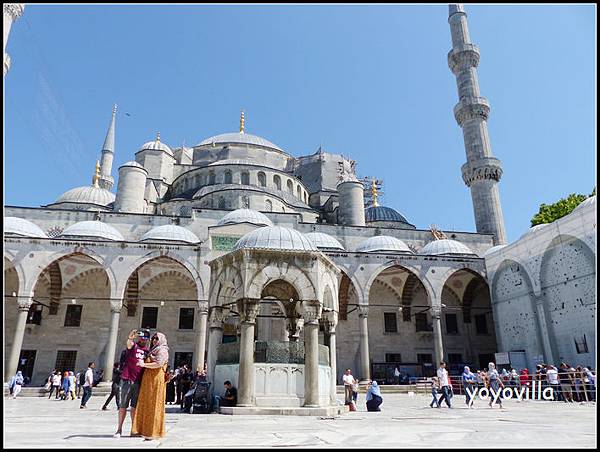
487, 362, 504, 408
365, 380, 383, 412
132, 332, 169, 440
10, 371, 25, 398
68, 371, 77, 400
461, 366, 477, 407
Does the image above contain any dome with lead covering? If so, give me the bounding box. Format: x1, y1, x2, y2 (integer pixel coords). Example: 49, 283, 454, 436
217, 209, 273, 227
138, 138, 173, 156
365, 206, 411, 225
483, 244, 508, 257
198, 132, 284, 152
54, 186, 116, 207
355, 235, 413, 253
59, 221, 124, 241
4, 217, 48, 238
305, 232, 345, 251
140, 224, 200, 244
419, 239, 476, 256
234, 226, 316, 252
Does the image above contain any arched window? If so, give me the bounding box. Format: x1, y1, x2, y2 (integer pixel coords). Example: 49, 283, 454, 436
304, 192, 308, 203
296, 185, 301, 199
273, 175, 281, 190
287, 179, 293, 193
258, 172, 266, 187
224, 170, 232, 184
241, 171, 250, 185
265, 199, 273, 212
208, 170, 216, 185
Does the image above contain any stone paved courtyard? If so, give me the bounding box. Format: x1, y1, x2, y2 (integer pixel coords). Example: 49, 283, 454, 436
3, 393, 597, 448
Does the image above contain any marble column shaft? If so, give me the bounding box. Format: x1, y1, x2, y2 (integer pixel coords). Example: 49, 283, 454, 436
358, 305, 370, 381
195, 302, 209, 373
102, 303, 121, 382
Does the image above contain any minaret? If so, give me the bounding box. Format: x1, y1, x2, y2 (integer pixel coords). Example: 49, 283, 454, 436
3, 4, 25, 77
448, 4, 507, 245
98, 104, 117, 190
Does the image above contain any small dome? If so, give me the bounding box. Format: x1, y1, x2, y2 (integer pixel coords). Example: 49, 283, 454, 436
520, 223, 548, 239
4, 217, 48, 238
60, 221, 124, 241
54, 186, 116, 207
234, 226, 316, 252
140, 224, 200, 244
572, 195, 596, 213
483, 244, 508, 257
138, 139, 173, 156
305, 232, 345, 251
365, 206, 411, 224
419, 239, 476, 256
198, 132, 284, 152
356, 235, 413, 253
119, 161, 146, 171
217, 209, 273, 227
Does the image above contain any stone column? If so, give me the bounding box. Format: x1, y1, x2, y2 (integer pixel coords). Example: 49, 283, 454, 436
102, 301, 122, 382
6, 297, 32, 382
236, 298, 260, 407
286, 317, 303, 342
194, 301, 209, 373
534, 297, 555, 364
357, 305, 370, 382
302, 300, 322, 407
323, 312, 338, 406
432, 307, 444, 365
206, 307, 226, 386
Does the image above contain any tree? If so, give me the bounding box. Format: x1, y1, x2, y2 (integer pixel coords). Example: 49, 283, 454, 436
530, 193, 589, 226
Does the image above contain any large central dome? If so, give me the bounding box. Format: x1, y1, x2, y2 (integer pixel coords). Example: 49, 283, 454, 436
197, 132, 284, 152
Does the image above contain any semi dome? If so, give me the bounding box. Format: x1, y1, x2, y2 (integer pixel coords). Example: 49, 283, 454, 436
140, 224, 200, 244
138, 138, 173, 156
483, 244, 508, 257
419, 239, 476, 256
572, 195, 596, 213
217, 209, 273, 227
305, 232, 345, 251
54, 186, 116, 207
365, 206, 411, 224
198, 132, 284, 153
355, 235, 413, 253
234, 226, 316, 252
60, 220, 124, 241
4, 217, 48, 238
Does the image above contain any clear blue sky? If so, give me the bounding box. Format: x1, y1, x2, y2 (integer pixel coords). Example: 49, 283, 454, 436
4, 4, 596, 242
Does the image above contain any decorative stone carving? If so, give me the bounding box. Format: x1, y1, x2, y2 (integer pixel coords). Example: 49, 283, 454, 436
197, 300, 209, 314
357, 305, 369, 319
322, 311, 338, 334
301, 300, 322, 324
286, 317, 303, 341
4, 4, 25, 20
461, 157, 503, 187
237, 298, 261, 323
453, 96, 490, 127
17, 297, 33, 312
209, 306, 227, 328
447, 44, 480, 75
109, 300, 122, 313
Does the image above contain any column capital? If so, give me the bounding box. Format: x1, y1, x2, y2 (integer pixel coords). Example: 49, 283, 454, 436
197, 300, 209, 314
17, 297, 33, 312
110, 300, 123, 313
322, 311, 338, 333
301, 300, 322, 324
431, 307, 442, 318
357, 304, 369, 318
237, 298, 261, 324
208, 306, 227, 328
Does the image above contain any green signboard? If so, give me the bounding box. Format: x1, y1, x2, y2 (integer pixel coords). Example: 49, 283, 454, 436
212, 235, 241, 251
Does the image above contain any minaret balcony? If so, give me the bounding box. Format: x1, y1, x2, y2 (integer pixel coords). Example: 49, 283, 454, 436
453, 96, 490, 127
447, 43, 480, 74
461, 157, 503, 187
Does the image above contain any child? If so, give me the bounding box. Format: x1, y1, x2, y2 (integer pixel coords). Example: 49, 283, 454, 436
351, 378, 359, 410
430, 377, 440, 408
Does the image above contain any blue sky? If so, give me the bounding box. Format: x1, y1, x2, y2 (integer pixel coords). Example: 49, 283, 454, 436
4, 4, 596, 242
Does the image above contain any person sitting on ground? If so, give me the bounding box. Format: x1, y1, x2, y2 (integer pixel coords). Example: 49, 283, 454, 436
214, 381, 237, 411
365, 380, 383, 412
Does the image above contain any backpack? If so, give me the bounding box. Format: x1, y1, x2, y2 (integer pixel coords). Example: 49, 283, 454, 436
79, 371, 86, 386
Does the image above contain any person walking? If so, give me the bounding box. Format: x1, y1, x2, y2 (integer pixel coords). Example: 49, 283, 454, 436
365, 380, 383, 411
68, 371, 77, 400
114, 329, 150, 438
49, 371, 62, 400
394, 366, 401, 385
487, 362, 504, 409
436, 361, 452, 408
80, 362, 96, 409
342, 369, 355, 407
429, 377, 440, 408
462, 366, 477, 408
546, 364, 561, 401
10, 371, 25, 399
60, 371, 70, 400
102, 362, 122, 410
132, 332, 170, 441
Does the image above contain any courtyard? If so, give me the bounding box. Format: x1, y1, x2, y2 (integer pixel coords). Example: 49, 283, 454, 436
3, 393, 596, 448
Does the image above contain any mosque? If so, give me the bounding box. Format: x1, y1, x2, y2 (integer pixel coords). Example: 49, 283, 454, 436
4, 4, 595, 412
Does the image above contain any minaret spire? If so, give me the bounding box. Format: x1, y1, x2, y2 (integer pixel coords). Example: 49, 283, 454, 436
239, 109, 245, 134
448, 4, 507, 245
98, 104, 117, 190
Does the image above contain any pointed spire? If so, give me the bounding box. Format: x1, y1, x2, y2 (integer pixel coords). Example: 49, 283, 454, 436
92, 160, 101, 188
156, 131, 161, 142
239, 109, 245, 134
101, 104, 117, 153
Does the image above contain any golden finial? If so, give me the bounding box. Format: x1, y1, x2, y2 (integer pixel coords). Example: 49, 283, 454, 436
156, 131, 161, 142
92, 160, 101, 188
371, 180, 379, 207
112, 104, 118, 115
239, 109, 245, 134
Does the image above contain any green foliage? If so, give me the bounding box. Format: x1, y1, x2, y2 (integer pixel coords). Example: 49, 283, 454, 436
530, 193, 589, 226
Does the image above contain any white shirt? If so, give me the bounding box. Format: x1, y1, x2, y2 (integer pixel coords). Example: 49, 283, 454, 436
546, 368, 559, 385
51, 374, 61, 386
83, 368, 94, 387
437, 367, 449, 387
343, 374, 355, 386
394, 368, 400, 377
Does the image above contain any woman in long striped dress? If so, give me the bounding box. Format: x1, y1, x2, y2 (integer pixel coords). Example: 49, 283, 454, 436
132, 332, 169, 441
